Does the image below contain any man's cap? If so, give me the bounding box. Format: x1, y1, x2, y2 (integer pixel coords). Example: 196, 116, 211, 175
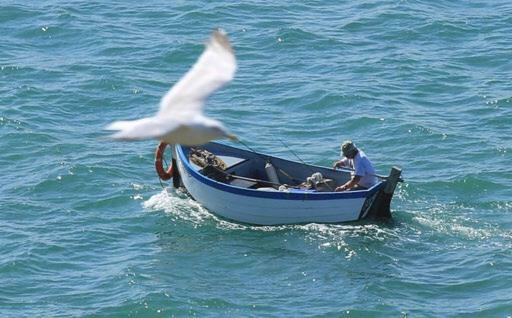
341, 140, 357, 157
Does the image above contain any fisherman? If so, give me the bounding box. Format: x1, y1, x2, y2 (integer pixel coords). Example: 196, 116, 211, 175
333, 140, 378, 191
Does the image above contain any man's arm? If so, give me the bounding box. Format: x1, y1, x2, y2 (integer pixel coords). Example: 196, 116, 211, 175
333, 158, 348, 169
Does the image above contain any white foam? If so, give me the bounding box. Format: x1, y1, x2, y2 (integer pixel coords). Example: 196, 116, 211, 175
143, 188, 216, 225
143, 189, 410, 257
413, 205, 497, 242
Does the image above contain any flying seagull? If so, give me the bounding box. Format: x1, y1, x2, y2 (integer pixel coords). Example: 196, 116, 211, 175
105, 30, 237, 145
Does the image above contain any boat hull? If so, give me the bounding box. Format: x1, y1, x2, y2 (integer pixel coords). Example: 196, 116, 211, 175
174, 144, 384, 225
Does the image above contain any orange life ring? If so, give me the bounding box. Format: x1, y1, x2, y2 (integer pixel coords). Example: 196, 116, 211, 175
155, 142, 173, 180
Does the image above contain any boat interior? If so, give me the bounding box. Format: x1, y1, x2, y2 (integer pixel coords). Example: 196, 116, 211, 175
180, 142, 376, 192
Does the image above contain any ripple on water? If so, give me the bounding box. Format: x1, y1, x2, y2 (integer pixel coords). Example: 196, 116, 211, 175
2, 1, 512, 317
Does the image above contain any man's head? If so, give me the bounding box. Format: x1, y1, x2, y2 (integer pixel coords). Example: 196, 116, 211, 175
341, 140, 358, 158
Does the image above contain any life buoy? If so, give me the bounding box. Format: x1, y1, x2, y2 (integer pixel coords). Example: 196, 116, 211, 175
155, 142, 173, 180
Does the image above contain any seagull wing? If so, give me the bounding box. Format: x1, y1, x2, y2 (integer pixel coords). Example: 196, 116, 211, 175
157, 30, 237, 117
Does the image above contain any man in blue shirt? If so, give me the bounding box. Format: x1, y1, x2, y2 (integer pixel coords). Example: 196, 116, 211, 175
333, 140, 378, 191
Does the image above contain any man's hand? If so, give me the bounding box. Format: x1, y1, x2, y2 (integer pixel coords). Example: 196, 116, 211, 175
335, 185, 347, 192
333, 160, 345, 170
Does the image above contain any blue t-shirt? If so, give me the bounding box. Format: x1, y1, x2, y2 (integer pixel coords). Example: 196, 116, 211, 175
341, 150, 378, 188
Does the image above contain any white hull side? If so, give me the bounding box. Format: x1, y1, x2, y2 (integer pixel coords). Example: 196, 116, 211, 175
175, 155, 367, 225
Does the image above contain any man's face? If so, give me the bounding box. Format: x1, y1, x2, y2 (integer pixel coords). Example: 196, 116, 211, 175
341, 149, 355, 159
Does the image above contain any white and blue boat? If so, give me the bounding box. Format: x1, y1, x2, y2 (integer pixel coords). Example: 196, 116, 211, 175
162, 142, 401, 225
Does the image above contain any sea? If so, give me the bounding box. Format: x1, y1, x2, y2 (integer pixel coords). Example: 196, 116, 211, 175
1, 1, 511, 317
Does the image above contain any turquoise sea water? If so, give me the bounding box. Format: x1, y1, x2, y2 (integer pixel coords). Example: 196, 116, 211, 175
1, 1, 511, 317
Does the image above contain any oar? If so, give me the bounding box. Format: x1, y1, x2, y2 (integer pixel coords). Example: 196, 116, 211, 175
227, 174, 299, 189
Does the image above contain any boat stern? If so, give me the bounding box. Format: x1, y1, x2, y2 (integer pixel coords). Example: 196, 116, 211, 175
363, 166, 402, 219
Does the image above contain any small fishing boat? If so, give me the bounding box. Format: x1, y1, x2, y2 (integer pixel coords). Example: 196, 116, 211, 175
156, 142, 402, 225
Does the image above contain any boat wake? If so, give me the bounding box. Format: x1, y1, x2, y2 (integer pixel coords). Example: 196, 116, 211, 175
142, 188, 419, 259
411, 204, 512, 245
143, 188, 395, 235
299, 222, 402, 258
143, 188, 218, 225
143, 188, 253, 230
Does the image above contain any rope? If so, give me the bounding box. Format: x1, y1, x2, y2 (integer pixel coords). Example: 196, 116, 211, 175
158, 176, 165, 189
236, 139, 260, 154
277, 138, 309, 166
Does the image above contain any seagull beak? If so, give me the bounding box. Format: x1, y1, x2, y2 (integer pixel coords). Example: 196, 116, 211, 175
226, 133, 238, 141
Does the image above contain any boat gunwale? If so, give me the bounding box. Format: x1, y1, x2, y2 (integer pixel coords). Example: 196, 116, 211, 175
176, 144, 384, 201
